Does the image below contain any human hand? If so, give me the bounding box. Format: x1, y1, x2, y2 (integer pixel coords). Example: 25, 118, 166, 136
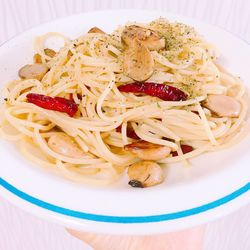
67, 225, 205, 250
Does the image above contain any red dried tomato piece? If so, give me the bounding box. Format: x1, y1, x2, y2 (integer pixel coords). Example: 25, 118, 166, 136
27, 93, 78, 117
162, 137, 175, 143
116, 124, 140, 140
118, 82, 188, 101
172, 144, 193, 157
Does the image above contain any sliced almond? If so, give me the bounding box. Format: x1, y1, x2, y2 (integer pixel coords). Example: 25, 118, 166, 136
88, 27, 105, 34
18, 63, 49, 81
128, 161, 164, 188
123, 39, 154, 82
122, 25, 165, 51
124, 140, 171, 160
48, 133, 85, 158
204, 95, 241, 118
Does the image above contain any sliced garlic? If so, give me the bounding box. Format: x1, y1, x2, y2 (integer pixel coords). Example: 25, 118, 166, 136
204, 95, 241, 117
48, 133, 85, 158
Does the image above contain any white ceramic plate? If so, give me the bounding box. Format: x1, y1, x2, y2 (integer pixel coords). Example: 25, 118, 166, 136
0, 10, 250, 235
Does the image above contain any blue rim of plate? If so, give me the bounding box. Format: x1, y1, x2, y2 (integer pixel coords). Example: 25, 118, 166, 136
0, 178, 249, 223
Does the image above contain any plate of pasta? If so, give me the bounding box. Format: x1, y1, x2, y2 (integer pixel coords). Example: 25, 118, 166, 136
0, 10, 250, 234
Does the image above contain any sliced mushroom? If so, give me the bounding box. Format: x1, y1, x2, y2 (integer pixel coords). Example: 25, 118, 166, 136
128, 161, 164, 188
88, 27, 105, 34
124, 140, 171, 160
123, 39, 154, 82
121, 25, 165, 51
18, 63, 49, 81
48, 133, 85, 158
203, 95, 241, 117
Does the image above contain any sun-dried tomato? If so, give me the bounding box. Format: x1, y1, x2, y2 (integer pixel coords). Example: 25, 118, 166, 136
116, 124, 140, 140
118, 82, 188, 101
27, 93, 78, 117
172, 144, 193, 157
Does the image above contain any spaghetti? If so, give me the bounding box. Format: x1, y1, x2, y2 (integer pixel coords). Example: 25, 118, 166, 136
0, 19, 248, 187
